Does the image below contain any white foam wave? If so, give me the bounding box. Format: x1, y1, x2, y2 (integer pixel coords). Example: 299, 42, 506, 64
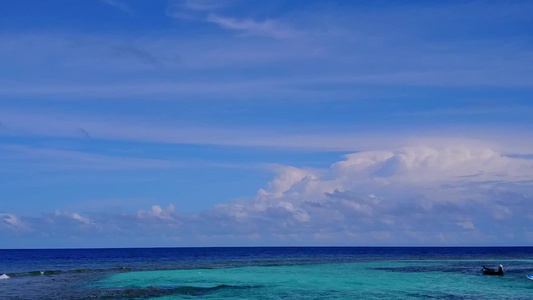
0, 274, 9, 279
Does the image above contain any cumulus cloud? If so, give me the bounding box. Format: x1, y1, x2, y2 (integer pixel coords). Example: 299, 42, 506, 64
72, 213, 92, 225
132, 205, 183, 234
2, 145, 533, 246
330, 146, 533, 186
195, 145, 533, 245
258, 165, 316, 197
137, 204, 176, 220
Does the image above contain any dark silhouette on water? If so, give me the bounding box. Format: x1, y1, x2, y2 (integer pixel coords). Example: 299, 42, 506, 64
482, 265, 503, 275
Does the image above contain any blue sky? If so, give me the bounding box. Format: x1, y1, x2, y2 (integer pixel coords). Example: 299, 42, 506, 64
1, 0, 532, 248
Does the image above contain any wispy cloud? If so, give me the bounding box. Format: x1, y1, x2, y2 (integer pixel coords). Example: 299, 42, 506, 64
1, 22, 531, 102
394, 105, 533, 117
54, 211, 95, 226
99, 0, 133, 14
206, 14, 299, 39
0, 144, 183, 171
166, 0, 231, 21
1, 109, 533, 154
167, 0, 299, 39
180, 0, 229, 11
0, 213, 31, 232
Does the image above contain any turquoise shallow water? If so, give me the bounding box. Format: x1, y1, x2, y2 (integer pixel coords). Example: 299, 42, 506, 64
2, 247, 533, 299
97, 260, 533, 299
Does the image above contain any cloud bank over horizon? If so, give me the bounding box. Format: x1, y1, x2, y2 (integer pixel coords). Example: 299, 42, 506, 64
3, 144, 532, 247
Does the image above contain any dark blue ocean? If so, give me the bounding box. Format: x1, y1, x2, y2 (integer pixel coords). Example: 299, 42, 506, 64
1, 247, 533, 299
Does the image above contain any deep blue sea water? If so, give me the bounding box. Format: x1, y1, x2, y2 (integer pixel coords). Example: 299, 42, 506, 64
1, 247, 533, 299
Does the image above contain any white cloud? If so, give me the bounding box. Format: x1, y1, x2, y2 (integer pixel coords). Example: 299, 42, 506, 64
180, 0, 228, 11
198, 145, 533, 244
138, 204, 176, 220
100, 0, 133, 14
331, 146, 533, 185
167, 1, 299, 39
71, 213, 92, 225
2, 145, 533, 245
0, 213, 31, 232
54, 211, 94, 226
259, 166, 317, 197
206, 14, 299, 39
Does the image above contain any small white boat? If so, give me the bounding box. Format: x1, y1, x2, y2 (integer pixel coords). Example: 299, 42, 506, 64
527, 274, 533, 281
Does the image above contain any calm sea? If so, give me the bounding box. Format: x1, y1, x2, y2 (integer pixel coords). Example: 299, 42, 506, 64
1, 247, 533, 299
